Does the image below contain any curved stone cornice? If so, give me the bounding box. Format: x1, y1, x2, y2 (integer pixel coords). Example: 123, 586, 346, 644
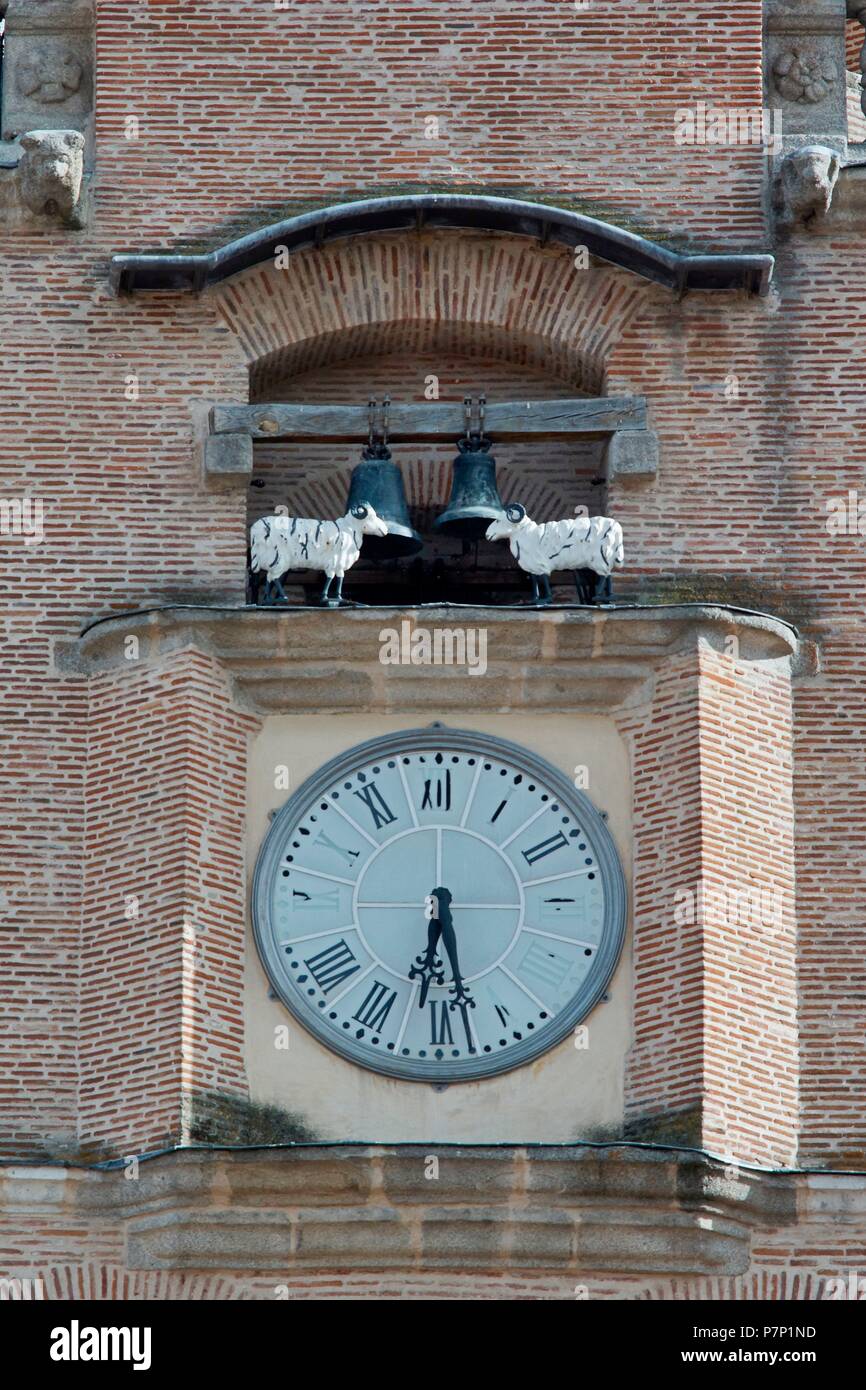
0, 1146, 804, 1279
108, 194, 774, 297
66, 603, 800, 715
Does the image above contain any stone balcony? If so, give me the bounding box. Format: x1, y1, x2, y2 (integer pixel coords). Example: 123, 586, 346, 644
68, 602, 802, 714
0, 1145, 803, 1281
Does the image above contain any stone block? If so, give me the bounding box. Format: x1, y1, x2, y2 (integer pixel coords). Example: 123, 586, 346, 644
525, 1147, 679, 1204
416, 1208, 574, 1270
204, 431, 253, 483
606, 428, 658, 481
128, 1209, 296, 1270
419, 1209, 511, 1265
2, 2, 95, 155
382, 1148, 520, 1204
293, 1208, 414, 1266
221, 1149, 376, 1207
575, 1211, 747, 1275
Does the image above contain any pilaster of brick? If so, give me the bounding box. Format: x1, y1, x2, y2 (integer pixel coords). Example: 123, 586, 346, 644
618, 648, 706, 1139
79, 648, 258, 1155
0, 676, 88, 1158
619, 640, 799, 1165
697, 643, 799, 1165
622, 636, 800, 1162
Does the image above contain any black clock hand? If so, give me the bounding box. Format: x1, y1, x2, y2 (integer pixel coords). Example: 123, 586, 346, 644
408, 907, 445, 1008
431, 887, 475, 1012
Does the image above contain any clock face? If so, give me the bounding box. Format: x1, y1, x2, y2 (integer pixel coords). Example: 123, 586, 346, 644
252, 727, 626, 1082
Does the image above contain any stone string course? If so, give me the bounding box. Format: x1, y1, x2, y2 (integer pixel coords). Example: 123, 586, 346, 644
0, 1148, 863, 1301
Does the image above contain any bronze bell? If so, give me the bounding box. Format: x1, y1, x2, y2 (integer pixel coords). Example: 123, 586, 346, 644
433, 437, 505, 540
345, 445, 423, 559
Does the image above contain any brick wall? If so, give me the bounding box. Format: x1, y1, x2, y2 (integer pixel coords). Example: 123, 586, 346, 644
78, 649, 257, 1155
697, 643, 798, 1165
2, 0, 865, 1177
618, 651, 706, 1137
615, 639, 798, 1165
95, 1, 765, 245
605, 235, 866, 1166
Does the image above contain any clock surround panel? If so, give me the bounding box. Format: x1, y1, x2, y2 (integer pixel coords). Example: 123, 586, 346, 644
251, 725, 627, 1082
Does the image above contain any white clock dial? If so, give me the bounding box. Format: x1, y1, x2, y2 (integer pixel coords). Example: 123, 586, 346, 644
252, 727, 626, 1081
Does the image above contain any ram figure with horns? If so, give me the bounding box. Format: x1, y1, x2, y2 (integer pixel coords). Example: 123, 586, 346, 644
486, 504, 624, 605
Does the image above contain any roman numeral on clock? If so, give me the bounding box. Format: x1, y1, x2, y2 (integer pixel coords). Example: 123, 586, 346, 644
422, 771, 451, 811
522, 830, 569, 866
429, 1000, 454, 1045
292, 886, 341, 913
485, 985, 511, 1029
352, 782, 397, 830
303, 939, 360, 994
519, 940, 572, 990
315, 829, 360, 867
352, 980, 397, 1031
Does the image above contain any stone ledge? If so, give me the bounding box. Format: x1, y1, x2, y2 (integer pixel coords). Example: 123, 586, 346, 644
1, 1146, 822, 1279
124, 1202, 746, 1275
65, 603, 800, 714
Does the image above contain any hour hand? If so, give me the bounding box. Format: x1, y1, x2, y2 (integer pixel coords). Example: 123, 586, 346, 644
408, 915, 445, 1009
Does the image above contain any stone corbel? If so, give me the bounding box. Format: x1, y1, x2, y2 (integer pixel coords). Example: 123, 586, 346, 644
605, 428, 659, 484
204, 432, 254, 487
775, 142, 842, 223
0, 0, 93, 229
0, 128, 86, 228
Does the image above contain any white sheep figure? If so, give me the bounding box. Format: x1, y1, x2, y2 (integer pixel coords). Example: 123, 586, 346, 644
486, 504, 624, 605
250, 503, 388, 606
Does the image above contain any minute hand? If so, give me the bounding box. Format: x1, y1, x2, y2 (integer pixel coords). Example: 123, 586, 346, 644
435, 888, 474, 1010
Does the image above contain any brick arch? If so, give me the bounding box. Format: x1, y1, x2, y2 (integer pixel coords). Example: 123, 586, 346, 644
41, 1263, 249, 1301
639, 1271, 827, 1300
250, 321, 583, 401
212, 232, 651, 395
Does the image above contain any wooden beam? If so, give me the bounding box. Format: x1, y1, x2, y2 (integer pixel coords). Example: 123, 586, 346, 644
210, 397, 646, 441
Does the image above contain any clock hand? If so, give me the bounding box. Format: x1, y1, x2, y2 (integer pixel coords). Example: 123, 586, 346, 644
429, 887, 475, 1012
408, 898, 445, 1008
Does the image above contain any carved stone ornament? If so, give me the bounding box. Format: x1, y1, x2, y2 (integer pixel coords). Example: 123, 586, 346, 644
17, 128, 85, 221
15, 47, 84, 104
773, 48, 838, 104
777, 144, 841, 226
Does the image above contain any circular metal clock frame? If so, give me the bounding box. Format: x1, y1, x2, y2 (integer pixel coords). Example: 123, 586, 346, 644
251, 725, 627, 1083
